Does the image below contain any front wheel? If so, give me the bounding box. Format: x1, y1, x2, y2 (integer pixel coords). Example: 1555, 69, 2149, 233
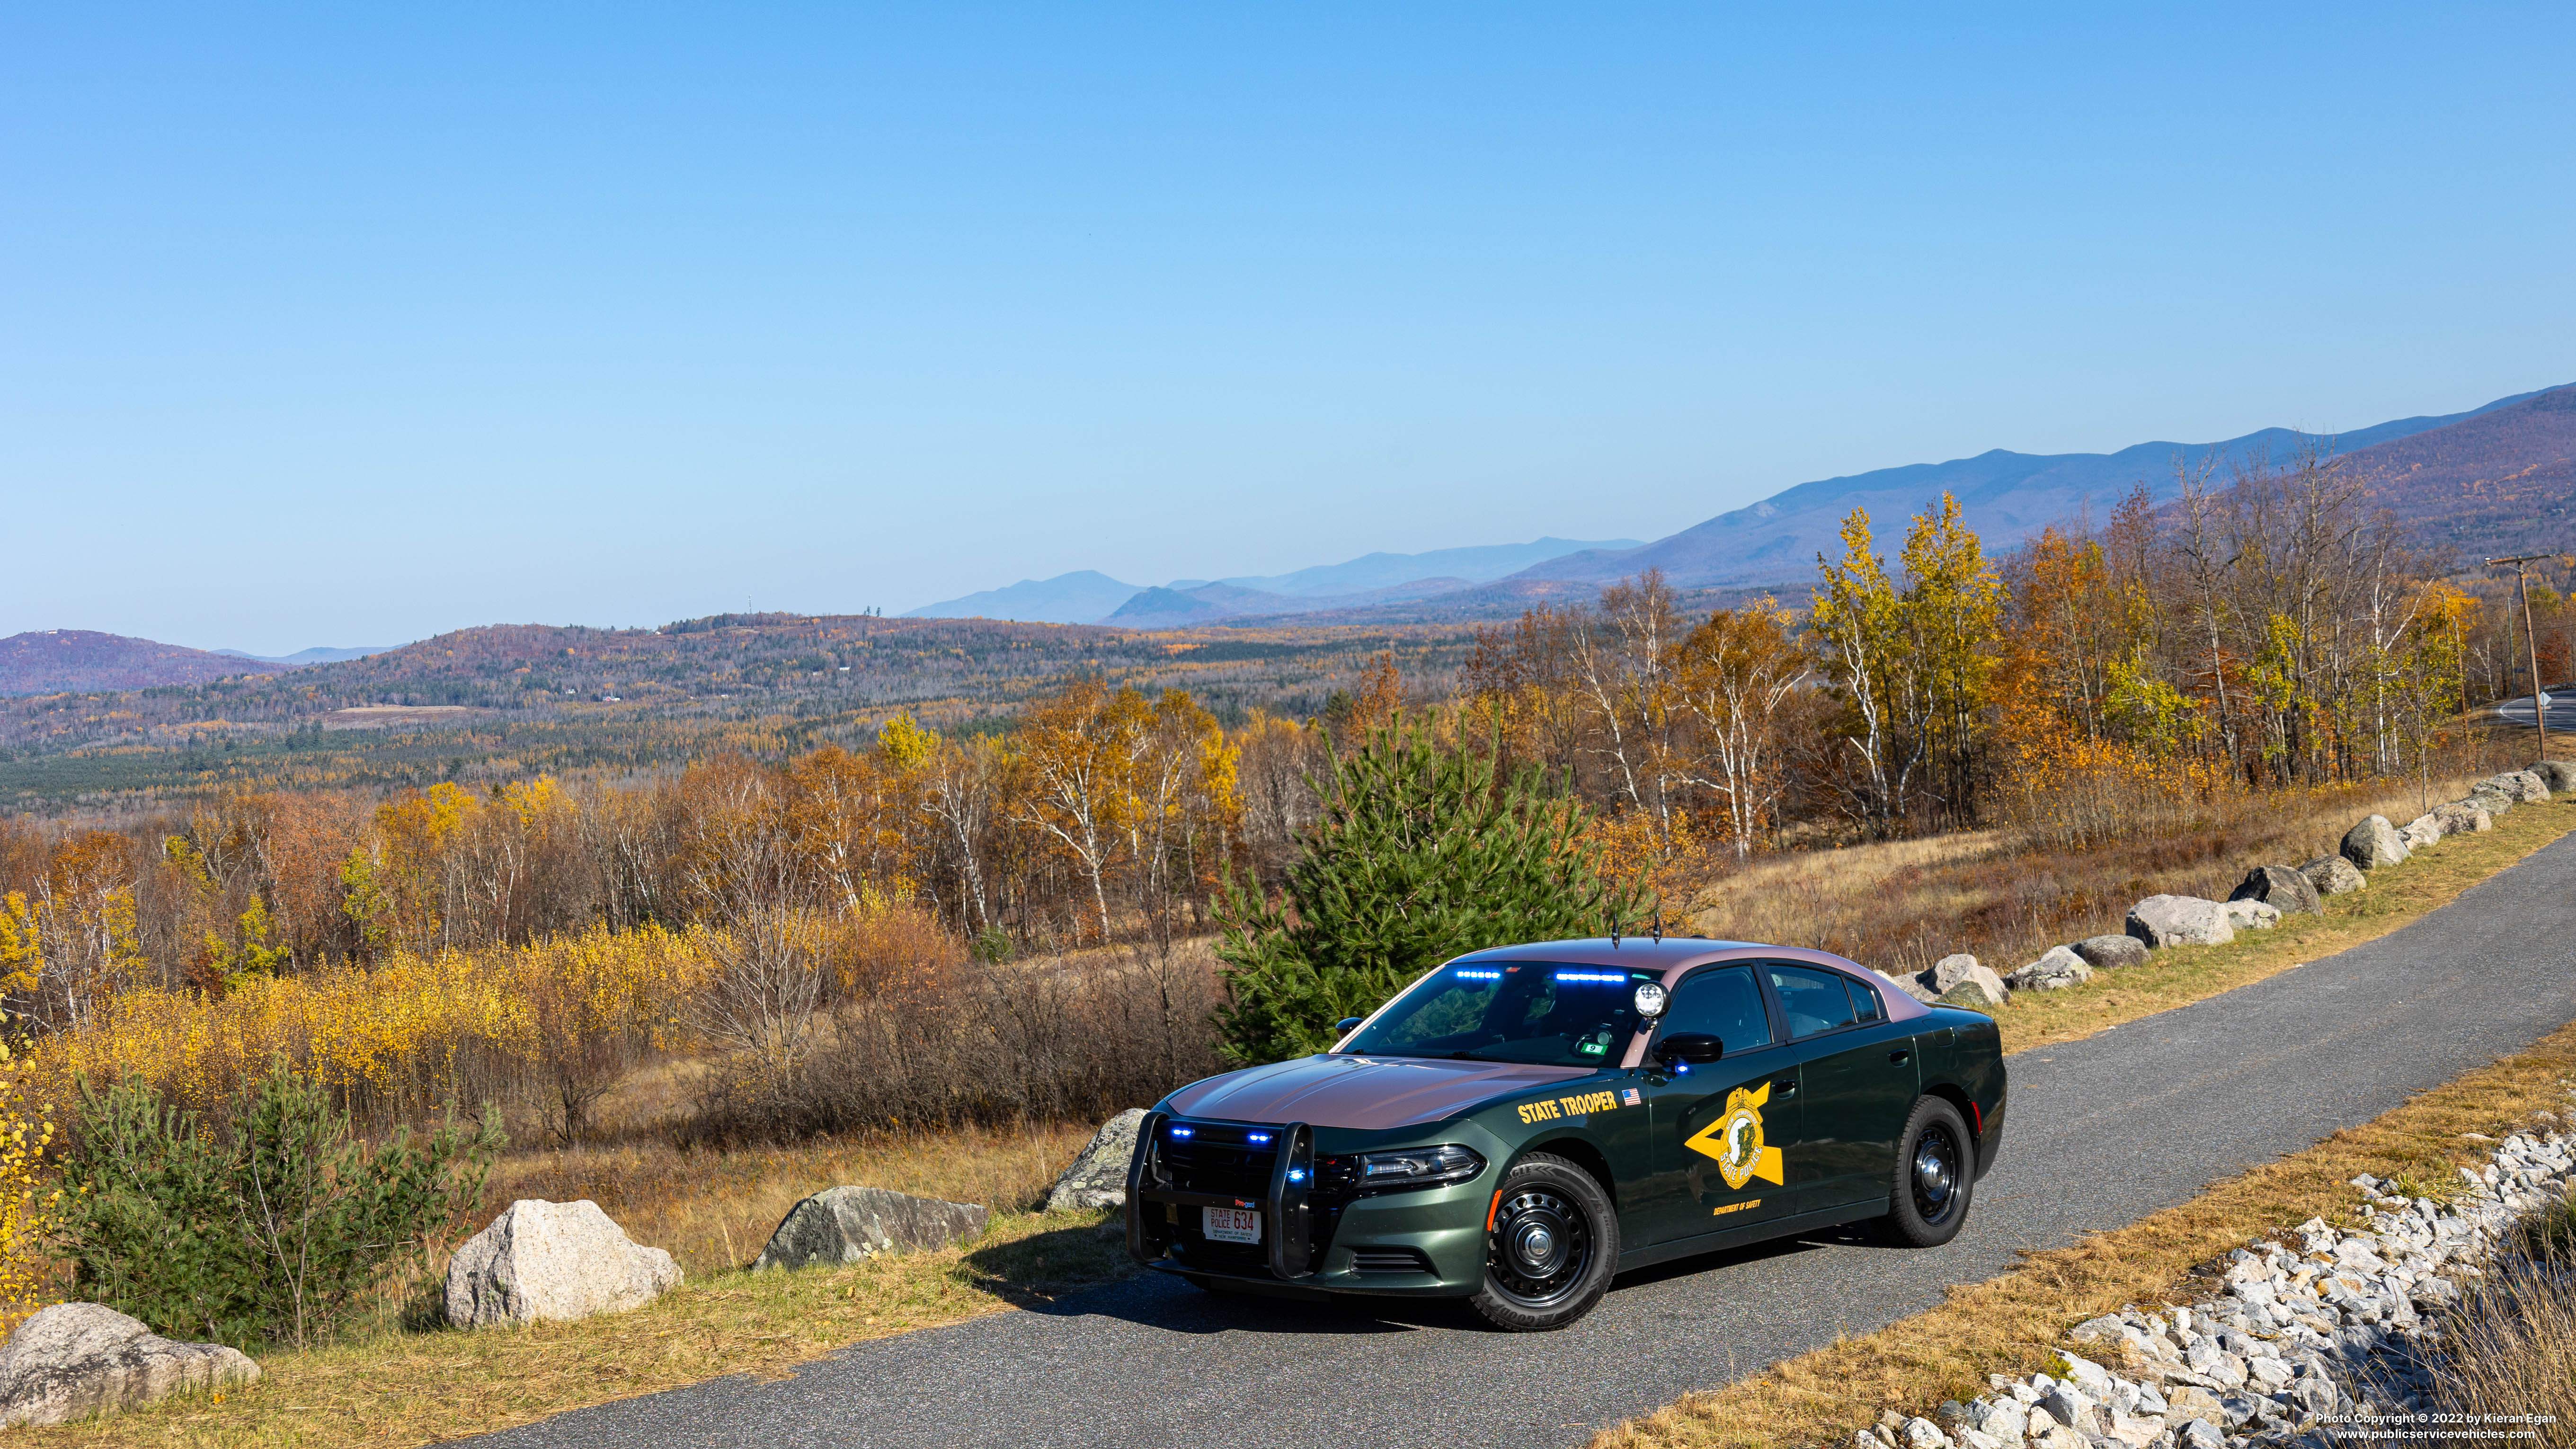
1469, 1153, 1619, 1331
1878, 1096, 1974, 1247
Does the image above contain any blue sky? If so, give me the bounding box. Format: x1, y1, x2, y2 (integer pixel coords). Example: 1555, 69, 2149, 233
4, 4, 2571, 653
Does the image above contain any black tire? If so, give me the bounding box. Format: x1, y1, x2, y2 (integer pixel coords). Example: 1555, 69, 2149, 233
1879, 1096, 1974, 1247
1469, 1153, 1619, 1331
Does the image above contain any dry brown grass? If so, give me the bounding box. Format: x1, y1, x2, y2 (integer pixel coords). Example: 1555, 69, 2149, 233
11, 1125, 1131, 1448
1684, 768, 2523, 984
2428, 1217, 2576, 1448
1591, 1024, 2576, 1449
487, 1120, 1104, 1276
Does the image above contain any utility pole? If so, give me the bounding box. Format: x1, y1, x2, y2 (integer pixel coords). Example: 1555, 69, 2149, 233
2486, 554, 2558, 757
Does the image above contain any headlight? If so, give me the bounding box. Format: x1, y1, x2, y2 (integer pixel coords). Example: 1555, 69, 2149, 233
1356, 1144, 1485, 1190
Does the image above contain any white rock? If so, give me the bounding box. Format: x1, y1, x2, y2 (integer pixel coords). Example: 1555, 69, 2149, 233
2340, 815, 2408, 870
445, 1199, 682, 1328
2006, 948, 2093, 992
2126, 895, 2234, 948
2221, 898, 2281, 931
0, 1304, 258, 1429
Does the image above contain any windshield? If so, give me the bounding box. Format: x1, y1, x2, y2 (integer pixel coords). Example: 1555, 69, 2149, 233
1339, 961, 1664, 1067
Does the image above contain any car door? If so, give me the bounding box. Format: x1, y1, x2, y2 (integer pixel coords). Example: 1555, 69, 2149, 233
1641, 963, 1802, 1245
1765, 963, 1919, 1215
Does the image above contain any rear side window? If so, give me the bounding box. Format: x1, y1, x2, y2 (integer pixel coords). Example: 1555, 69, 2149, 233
1851, 978, 1885, 1023
1767, 964, 1858, 1039
1662, 965, 1773, 1053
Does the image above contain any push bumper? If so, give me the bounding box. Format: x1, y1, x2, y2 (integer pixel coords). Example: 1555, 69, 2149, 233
1124, 1111, 1489, 1296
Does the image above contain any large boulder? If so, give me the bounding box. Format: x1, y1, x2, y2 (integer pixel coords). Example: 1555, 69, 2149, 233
1934, 978, 2005, 1012
2399, 814, 2443, 852
2125, 895, 2234, 949
2532, 760, 2576, 794
2486, 770, 2548, 803
2432, 801, 2493, 835
2228, 864, 2322, 916
2300, 854, 2367, 895
444, 1199, 681, 1328
1915, 954, 2006, 1005
755, 1186, 988, 1270
2005, 947, 2092, 992
2221, 898, 2281, 932
0, 1304, 257, 1429
2466, 787, 2514, 818
2072, 934, 2149, 969
1046, 1108, 1148, 1211
2340, 815, 2408, 870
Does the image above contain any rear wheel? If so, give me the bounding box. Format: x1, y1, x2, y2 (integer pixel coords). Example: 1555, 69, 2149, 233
1878, 1096, 1974, 1247
1469, 1153, 1618, 1331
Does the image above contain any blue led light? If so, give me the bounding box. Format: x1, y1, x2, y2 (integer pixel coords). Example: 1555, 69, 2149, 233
1554, 971, 1627, 983
1248, 1132, 1273, 1144
1453, 968, 1501, 980
1169, 1126, 1194, 1138
1287, 1168, 1307, 1182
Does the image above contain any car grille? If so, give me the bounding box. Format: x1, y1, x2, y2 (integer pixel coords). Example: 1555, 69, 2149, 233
1156, 1121, 1361, 1273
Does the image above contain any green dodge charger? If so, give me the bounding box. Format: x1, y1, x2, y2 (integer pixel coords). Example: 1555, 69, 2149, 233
1125, 936, 2008, 1330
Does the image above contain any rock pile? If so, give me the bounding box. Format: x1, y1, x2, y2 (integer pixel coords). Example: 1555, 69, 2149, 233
1909, 761, 2556, 1013
1853, 1127, 2576, 1449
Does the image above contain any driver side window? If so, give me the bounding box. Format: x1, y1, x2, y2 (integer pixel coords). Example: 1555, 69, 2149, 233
1661, 966, 1773, 1052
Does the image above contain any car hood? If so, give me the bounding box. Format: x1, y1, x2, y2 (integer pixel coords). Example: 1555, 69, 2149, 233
1165, 1054, 1596, 1132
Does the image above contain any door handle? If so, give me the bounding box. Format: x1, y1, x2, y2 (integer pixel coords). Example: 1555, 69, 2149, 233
1888, 1049, 1911, 1064
1772, 1078, 1798, 1094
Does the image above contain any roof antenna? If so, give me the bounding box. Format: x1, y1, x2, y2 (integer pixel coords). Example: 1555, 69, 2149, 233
1652, 915, 1664, 944
1609, 915, 1621, 949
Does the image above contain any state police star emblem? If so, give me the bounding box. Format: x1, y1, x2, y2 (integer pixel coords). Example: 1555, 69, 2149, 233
1684, 1082, 1785, 1191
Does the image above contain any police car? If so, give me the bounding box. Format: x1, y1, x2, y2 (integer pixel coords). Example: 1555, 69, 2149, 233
1126, 937, 2007, 1329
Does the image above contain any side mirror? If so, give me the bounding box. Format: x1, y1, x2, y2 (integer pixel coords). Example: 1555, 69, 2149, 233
1656, 1032, 1724, 1066
1335, 1017, 1365, 1035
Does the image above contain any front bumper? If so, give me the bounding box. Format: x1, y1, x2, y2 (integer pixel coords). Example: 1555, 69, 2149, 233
1124, 1111, 1492, 1296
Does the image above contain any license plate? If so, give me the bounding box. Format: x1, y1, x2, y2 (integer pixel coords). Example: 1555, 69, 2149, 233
1203, 1207, 1261, 1244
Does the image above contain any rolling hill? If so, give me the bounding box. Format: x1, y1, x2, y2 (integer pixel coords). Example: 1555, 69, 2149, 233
2347, 383, 2576, 563
0, 631, 294, 695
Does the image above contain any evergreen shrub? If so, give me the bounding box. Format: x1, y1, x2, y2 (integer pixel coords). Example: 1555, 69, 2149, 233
1214, 715, 1645, 1065
59, 1065, 503, 1348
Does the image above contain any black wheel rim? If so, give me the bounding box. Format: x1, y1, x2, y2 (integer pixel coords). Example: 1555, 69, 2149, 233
1487, 1187, 1595, 1308
1911, 1121, 1962, 1225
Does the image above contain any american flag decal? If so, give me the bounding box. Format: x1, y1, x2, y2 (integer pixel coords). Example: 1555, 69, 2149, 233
1621, 1087, 1642, 1107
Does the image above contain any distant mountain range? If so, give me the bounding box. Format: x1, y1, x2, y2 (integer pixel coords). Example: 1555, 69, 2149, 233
19, 382, 2574, 695
0, 630, 296, 695
214, 645, 398, 666
904, 537, 1643, 625
1508, 384, 2570, 591
902, 385, 2574, 626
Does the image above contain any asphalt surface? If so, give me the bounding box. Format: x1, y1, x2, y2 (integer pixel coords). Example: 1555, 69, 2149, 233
476, 830, 2576, 1449
2492, 692, 2576, 732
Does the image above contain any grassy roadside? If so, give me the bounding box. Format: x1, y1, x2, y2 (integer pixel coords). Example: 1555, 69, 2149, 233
1984, 792, 2576, 1053
1592, 1020, 2576, 1449
14, 1207, 1135, 1449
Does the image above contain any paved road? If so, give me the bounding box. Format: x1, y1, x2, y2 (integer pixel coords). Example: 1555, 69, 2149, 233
479, 831, 2576, 1449
2493, 691, 2576, 732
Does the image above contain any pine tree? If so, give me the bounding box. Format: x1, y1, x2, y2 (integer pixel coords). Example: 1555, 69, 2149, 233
1212, 714, 1645, 1065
